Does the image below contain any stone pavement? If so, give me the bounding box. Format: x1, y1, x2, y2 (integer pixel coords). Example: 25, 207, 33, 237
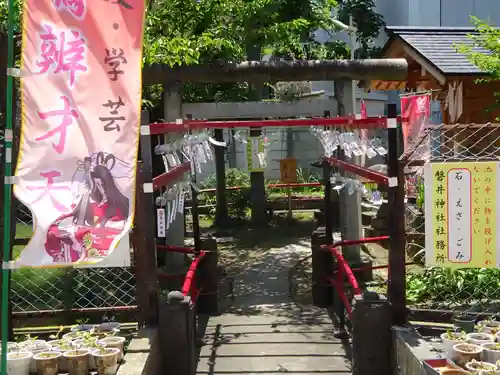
196, 239, 351, 374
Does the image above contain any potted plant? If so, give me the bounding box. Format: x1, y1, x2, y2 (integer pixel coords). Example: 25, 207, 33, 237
62, 330, 87, 341
453, 343, 483, 367
442, 330, 468, 359
19, 335, 51, 373
33, 351, 62, 375
98, 336, 125, 361
0, 342, 20, 354
455, 314, 476, 333
482, 343, 500, 364
63, 348, 90, 375
92, 346, 121, 375
73, 331, 101, 371
478, 319, 500, 335
52, 339, 74, 372
468, 333, 495, 346
7, 351, 33, 375
465, 359, 497, 374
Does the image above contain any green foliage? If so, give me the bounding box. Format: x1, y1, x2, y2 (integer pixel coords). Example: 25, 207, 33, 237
269, 168, 322, 195
337, 0, 385, 57
0, 0, 21, 34
458, 17, 500, 80
143, 0, 339, 68
407, 267, 500, 305
456, 17, 500, 118
143, 0, 340, 105
200, 168, 253, 219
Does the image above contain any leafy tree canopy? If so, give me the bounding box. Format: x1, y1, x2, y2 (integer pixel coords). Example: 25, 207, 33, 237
459, 17, 500, 80
337, 0, 385, 58
458, 16, 500, 118
143, 0, 340, 67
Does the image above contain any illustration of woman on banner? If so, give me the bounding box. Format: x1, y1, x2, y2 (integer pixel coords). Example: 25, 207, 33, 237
44, 152, 130, 263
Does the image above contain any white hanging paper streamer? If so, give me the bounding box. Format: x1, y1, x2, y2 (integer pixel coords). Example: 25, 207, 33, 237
175, 185, 182, 214
233, 130, 248, 144
165, 201, 172, 230
203, 140, 213, 161
196, 144, 207, 164
168, 188, 178, 224
178, 183, 186, 214
157, 208, 166, 238
209, 137, 227, 147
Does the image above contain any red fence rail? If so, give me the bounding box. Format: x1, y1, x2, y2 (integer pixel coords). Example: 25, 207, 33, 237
157, 245, 206, 305
322, 236, 389, 318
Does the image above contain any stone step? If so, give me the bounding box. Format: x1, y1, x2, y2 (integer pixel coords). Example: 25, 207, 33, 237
197, 315, 351, 374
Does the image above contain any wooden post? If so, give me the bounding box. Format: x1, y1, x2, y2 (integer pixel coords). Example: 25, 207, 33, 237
311, 227, 333, 308
159, 291, 196, 375
135, 110, 159, 327
351, 293, 391, 375
214, 128, 229, 227
386, 103, 407, 325
196, 238, 218, 314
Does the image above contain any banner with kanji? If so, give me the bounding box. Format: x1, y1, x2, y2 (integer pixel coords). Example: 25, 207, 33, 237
401, 94, 431, 152
13, 0, 145, 267
424, 162, 500, 268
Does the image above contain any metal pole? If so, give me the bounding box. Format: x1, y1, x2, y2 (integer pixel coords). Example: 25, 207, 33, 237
1, 0, 16, 369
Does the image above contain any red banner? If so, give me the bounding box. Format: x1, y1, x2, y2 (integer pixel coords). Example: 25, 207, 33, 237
401, 94, 431, 151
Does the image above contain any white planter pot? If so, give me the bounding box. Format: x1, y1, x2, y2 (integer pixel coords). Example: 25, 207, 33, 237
453, 343, 483, 367
98, 336, 126, 361
465, 360, 497, 374
63, 331, 87, 341
63, 349, 91, 375
467, 333, 495, 346
7, 351, 33, 375
478, 321, 500, 335
21, 340, 52, 373
0, 342, 20, 354
441, 333, 466, 359
481, 343, 500, 364
70, 341, 98, 371
92, 347, 120, 375
33, 351, 62, 375
52, 344, 75, 372
47, 339, 71, 348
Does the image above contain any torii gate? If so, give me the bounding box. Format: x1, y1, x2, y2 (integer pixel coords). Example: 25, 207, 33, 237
137, 58, 408, 326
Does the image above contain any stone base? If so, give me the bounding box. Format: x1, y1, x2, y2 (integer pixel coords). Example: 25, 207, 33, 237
117, 328, 160, 375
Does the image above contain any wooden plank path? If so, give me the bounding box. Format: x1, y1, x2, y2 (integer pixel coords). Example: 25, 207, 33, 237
196, 241, 351, 374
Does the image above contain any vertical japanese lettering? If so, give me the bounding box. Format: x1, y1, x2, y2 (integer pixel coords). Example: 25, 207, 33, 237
53, 0, 86, 20
447, 169, 471, 262
99, 96, 125, 132
104, 48, 127, 81
27, 171, 71, 212
37, 23, 88, 86
35, 95, 79, 154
